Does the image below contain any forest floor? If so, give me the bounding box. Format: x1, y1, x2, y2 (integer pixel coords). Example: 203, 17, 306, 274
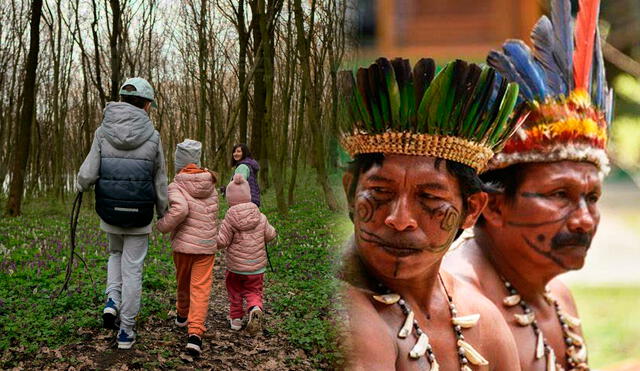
0, 174, 350, 370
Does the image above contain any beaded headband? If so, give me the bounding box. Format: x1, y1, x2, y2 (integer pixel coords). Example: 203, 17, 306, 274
486, 0, 612, 176
339, 58, 527, 173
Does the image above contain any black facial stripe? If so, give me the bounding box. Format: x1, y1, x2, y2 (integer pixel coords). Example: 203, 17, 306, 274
523, 234, 570, 270
521, 192, 546, 198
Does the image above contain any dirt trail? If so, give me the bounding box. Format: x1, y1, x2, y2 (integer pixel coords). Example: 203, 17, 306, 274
16, 264, 314, 370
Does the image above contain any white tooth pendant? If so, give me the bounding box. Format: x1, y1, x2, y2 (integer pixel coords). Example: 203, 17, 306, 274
457, 340, 489, 366
430, 359, 440, 371
451, 313, 480, 329
559, 310, 581, 328
546, 348, 556, 371
461, 365, 472, 371
398, 310, 414, 338
409, 332, 430, 359
536, 331, 545, 359
514, 312, 535, 326
372, 293, 401, 305
566, 330, 584, 347
503, 294, 521, 307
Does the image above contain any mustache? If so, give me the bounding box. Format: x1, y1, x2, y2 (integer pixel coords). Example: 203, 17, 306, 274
551, 232, 593, 250
359, 229, 421, 250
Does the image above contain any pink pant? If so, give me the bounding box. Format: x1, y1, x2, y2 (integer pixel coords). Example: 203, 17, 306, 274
174, 252, 214, 336
225, 270, 264, 319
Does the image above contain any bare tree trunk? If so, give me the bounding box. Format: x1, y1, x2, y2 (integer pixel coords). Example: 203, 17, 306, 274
293, 0, 339, 211
287, 86, 305, 207
237, 0, 249, 144
249, 0, 265, 163
197, 0, 208, 146
5, 0, 43, 216
109, 0, 122, 101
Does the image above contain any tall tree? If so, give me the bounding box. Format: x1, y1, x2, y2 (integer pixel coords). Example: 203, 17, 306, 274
5, 0, 43, 216
293, 0, 339, 211
109, 0, 122, 101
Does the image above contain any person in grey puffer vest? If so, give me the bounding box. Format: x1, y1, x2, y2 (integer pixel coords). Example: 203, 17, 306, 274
230, 143, 261, 207
76, 77, 168, 350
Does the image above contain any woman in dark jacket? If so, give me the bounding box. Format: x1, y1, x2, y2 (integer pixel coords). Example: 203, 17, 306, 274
230, 143, 261, 207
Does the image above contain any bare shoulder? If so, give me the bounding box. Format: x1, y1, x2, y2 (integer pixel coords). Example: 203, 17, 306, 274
341, 284, 398, 369
548, 277, 579, 314
442, 237, 485, 289
448, 275, 521, 370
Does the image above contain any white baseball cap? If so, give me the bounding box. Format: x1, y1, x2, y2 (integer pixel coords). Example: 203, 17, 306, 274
119, 77, 157, 107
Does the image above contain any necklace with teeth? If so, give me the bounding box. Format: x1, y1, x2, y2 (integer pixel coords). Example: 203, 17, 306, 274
500, 278, 589, 371
372, 274, 488, 371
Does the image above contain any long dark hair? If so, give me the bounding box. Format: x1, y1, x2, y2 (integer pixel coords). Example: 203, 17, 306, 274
231, 143, 252, 167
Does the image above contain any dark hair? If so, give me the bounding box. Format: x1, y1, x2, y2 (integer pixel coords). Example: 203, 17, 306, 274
231, 143, 252, 167
476, 163, 530, 225
346, 153, 484, 212
479, 163, 530, 200
119, 84, 152, 109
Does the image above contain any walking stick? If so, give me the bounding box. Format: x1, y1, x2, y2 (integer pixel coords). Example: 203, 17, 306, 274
54, 192, 94, 298
265, 236, 277, 273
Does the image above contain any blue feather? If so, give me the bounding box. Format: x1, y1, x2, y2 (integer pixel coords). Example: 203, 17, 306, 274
487, 72, 503, 110
605, 88, 614, 126
530, 16, 568, 95
592, 27, 606, 110
503, 40, 548, 99
487, 50, 535, 100
551, 0, 574, 91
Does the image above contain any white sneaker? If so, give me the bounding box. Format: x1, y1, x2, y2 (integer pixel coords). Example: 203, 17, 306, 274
186, 334, 202, 356
175, 315, 188, 328
229, 318, 242, 331
117, 329, 136, 349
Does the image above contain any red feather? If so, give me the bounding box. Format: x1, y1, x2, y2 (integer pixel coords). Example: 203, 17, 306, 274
573, 0, 601, 90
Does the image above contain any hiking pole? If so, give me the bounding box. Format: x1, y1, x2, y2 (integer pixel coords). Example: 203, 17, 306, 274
265, 236, 277, 273
54, 192, 94, 298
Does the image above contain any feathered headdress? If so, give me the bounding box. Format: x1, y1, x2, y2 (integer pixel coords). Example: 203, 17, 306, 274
487, 0, 613, 176
338, 57, 527, 173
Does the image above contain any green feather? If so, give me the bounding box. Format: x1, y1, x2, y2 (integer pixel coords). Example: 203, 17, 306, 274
341, 57, 524, 155
369, 64, 390, 128
484, 82, 519, 145
493, 102, 528, 150
361, 67, 384, 131
424, 62, 455, 134
440, 60, 467, 135
378, 58, 401, 129
464, 68, 496, 139
391, 58, 412, 129
473, 76, 508, 142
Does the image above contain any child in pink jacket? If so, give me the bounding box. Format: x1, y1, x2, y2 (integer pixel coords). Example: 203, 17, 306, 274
156, 139, 218, 356
218, 174, 276, 335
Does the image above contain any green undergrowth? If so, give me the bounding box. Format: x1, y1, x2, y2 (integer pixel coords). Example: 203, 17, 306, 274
571, 285, 640, 367
260, 172, 350, 367
0, 172, 350, 369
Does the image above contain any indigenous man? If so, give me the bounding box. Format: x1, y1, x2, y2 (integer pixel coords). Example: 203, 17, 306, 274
337, 57, 526, 370
444, 0, 612, 370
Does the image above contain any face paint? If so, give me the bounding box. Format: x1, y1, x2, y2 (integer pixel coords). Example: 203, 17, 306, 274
495, 161, 601, 271
350, 155, 466, 280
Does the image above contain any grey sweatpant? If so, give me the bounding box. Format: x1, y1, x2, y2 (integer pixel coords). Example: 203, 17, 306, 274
105, 233, 149, 331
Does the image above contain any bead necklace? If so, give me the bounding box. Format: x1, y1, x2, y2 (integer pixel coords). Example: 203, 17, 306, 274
500, 277, 589, 371
372, 274, 488, 371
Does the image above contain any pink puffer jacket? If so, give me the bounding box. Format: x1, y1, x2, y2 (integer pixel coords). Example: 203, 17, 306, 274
156, 169, 218, 254
217, 202, 276, 272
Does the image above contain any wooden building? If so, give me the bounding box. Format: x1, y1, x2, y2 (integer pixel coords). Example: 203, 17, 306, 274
362, 0, 542, 62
